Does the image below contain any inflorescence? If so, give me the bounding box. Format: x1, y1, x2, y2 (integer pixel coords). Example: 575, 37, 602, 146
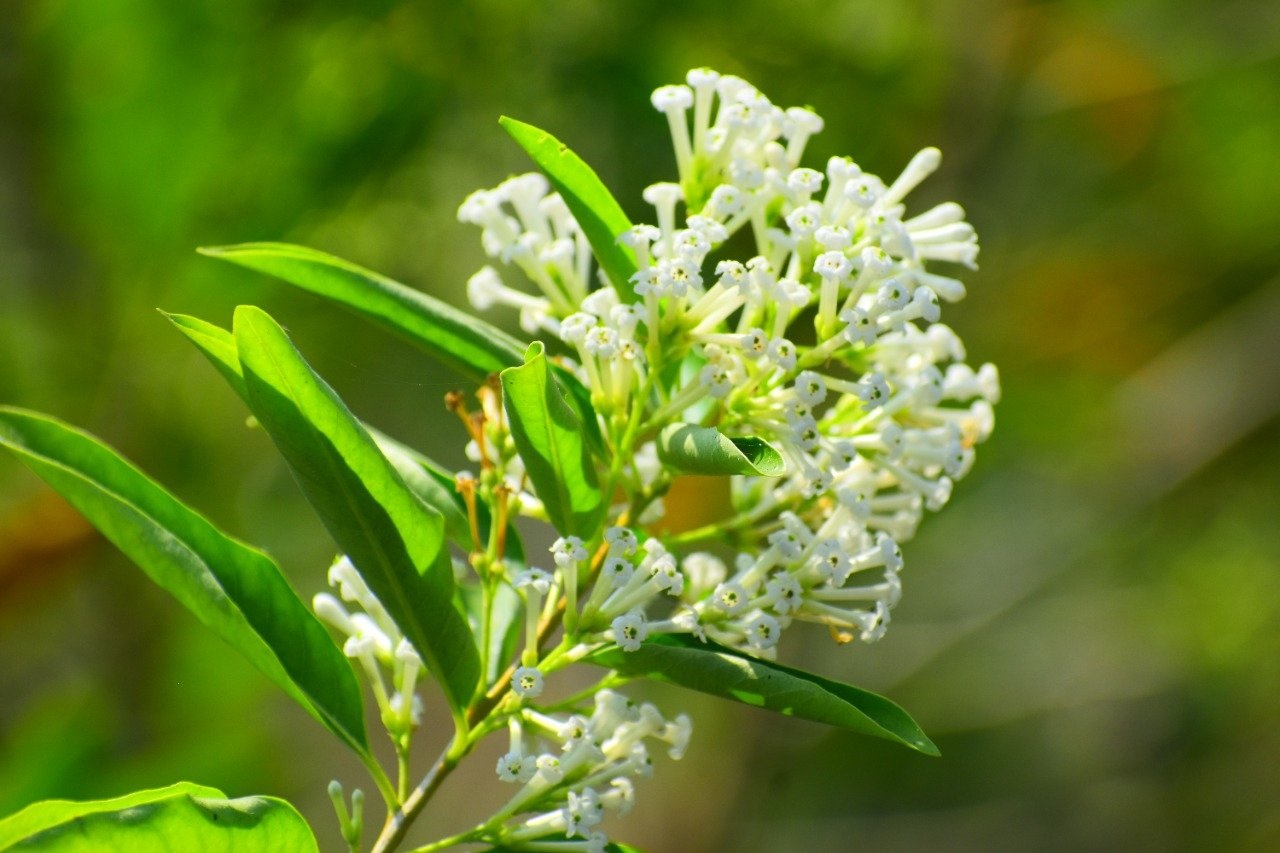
321, 67, 998, 850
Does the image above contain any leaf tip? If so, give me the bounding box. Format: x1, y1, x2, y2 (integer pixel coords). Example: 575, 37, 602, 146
523, 340, 546, 362
916, 736, 942, 757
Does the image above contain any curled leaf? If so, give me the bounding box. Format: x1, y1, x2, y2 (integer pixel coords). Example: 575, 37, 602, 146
657, 423, 785, 477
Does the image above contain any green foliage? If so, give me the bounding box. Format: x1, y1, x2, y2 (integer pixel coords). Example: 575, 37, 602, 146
458, 581, 523, 688
165, 312, 475, 549
588, 635, 938, 756
199, 243, 526, 381
0, 407, 369, 757
500, 118, 640, 300
0, 783, 317, 852
500, 342, 606, 539
232, 305, 480, 713
657, 423, 786, 478
369, 431, 475, 551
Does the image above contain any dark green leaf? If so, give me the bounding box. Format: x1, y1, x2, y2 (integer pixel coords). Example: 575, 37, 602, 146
0, 782, 317, 852
0, 408, 368, 756
500, 342, 605, 538
233, 305, 479, 711
657, 423, 786, 477
586, 634, 938, 756
199, 243, 525, 381
500, 117, 639, 301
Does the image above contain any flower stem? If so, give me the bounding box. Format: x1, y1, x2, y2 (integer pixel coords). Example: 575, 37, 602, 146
371, 744, 459, 853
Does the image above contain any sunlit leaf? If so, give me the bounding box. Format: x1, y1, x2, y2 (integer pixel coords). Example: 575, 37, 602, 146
500, 342, 605, 538
500, 117, 639, 300
199, 243, 525, 381
552, 363, 606, 459
0, 782, 317, 852
233, 305, 480, 711
163, 312, 247, 399
368, 429, 474, 550
657, 423, 785, 477
587, 634, 938, 756
165, 312, 475, 550
0, 407, 368, 756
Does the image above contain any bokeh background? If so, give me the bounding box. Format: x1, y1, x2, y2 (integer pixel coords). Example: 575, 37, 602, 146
2, 1, 1279, 850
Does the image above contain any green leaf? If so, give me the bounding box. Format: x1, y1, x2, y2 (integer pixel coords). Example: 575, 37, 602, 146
163, 312, 248, 399
163, 312, 476, 549
0, 783, 318, 852
551, 364, 606, 459
657, 423, 786, 477
0, 408, 368, 757
198, 242, 526, 381
457, 580, 523, 688
232, 305, 480, 711
368, 428, 473, 550
500, 342, 605, 539
500, 117, 639, 300
586, 634, 938, 756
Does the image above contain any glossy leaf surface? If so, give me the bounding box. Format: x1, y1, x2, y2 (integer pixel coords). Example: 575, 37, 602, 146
0, 408, 368, 756
657, 423, 785, 477
500, 117, 639, 300
165, 313, 474, 549
233, 305, 479, 711
200, 243, 525, 380
587, 634, 938, 755
0, 783, 317, 852
500, 342, 605, 538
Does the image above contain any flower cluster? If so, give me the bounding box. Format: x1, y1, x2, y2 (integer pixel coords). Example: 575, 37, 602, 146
459, 68, 999, 662
314, 66, 998, 851
488, 690, 690, 850
314, 557, 425, 739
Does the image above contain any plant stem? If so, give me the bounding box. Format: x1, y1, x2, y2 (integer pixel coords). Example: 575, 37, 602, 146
396, 746, 411, 803
361, 751, 401, 814
371, 744, 459, 853
404, 827, 482, 853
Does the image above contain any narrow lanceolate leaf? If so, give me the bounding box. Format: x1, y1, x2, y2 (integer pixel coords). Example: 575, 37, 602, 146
500, 342, 605, 539
657, 423, 786, 477
457, 580, 523, 688
163, 312, 248, 399
164, 312, 475, 550
586, 634, 938, 756
500, 117, 640, 301
232, 305, 480, 711
0, 408, 368, 757
0, 783, 318, 852
368, 429, 473, 550
199, 243, 526, 381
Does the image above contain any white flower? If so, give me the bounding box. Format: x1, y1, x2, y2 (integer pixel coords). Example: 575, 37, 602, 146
744, 612, 782, 650
513, 667, 545, 699
497, 751, 536, 783
611, 612, 649, 652
551, 536, 588, 567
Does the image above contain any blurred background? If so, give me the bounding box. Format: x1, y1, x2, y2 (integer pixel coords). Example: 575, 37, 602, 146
2, 0, 1278, 850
